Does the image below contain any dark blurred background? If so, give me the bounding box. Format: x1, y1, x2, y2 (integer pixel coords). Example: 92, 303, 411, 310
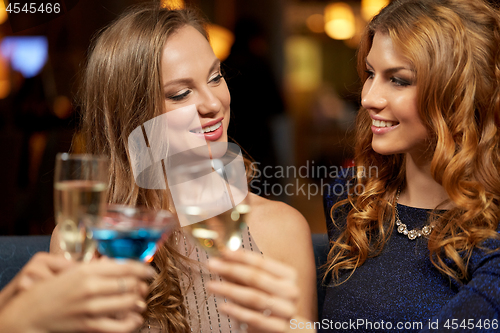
4, 0, 494, 235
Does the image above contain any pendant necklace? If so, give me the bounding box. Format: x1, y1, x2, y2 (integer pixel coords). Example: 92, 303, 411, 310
395, 187, 434, 240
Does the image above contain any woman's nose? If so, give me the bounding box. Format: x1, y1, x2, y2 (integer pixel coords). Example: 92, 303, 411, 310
197, 88, 222, 116
361, 80, 387, 111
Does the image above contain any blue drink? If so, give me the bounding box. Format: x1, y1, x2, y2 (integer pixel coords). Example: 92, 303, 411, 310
92, 228, 165, 262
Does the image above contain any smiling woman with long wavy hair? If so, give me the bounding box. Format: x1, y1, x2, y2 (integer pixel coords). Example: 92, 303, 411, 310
51, 3, 316, 333
322, 0, 500, 329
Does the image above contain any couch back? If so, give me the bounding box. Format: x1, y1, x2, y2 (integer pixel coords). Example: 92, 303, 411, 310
0, 236, 51, 290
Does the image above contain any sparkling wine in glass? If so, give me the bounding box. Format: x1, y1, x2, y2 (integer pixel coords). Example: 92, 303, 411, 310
169, 154, 250, 256
181, 199, 250, 255
54, 153, 108, 261
91, 205, 176, 262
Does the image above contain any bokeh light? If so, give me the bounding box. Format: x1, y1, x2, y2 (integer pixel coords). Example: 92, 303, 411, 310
324, 2, 355, 40
0, 40, 10, 99
1, 36, 48, 78
0, 1, 8, 25
306, 14, 325, 33
160, 0, 184, 10
285, 36, 322, 92
361, 0, 389, 21
206, 24, 234, 61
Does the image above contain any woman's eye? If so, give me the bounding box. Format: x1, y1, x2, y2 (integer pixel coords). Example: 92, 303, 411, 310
391, 77, 411, 87
210, 73, 223, 84
168, 90, 190, 101
364, 70, 374, 79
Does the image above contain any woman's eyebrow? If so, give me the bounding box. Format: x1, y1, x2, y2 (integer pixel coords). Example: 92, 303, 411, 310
365, 59, 414, 75
163, 77, 193, 89
208, 58, 220, 74
162, 59, 221, 89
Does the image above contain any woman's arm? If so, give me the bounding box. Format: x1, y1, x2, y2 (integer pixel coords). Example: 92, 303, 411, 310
249, 198, 317, 321
207, 194, 317, 332
419, 242, 500, 332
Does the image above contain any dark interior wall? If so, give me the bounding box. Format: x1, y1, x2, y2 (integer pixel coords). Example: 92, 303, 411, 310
0, 0, 152, 235
0, 0, 287, 235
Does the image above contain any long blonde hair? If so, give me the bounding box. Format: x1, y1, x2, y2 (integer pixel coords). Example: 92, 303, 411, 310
79, 3, 213, 332
326, 0, 500, 283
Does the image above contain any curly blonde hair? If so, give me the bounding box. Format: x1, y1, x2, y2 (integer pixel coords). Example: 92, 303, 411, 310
326, 0, 500, 284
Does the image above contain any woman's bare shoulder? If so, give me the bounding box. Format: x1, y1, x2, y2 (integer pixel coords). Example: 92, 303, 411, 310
245, 193, 313, 259
247, 193, 308, 226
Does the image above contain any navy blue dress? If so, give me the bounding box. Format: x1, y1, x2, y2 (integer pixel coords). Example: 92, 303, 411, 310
320, 176, 500, 332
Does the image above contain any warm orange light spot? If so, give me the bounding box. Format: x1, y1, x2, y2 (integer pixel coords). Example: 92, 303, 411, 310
361, 0, 389, 21
324, 2, 355, 40
0, 1, 8, 25
306, 14, 324, 33
0, 50, 10, 99
206, 24, 234, 61
0, 80, 10, 99
53, 95, 73, 119
285, 36, 322, 92
160, 0, 184, 10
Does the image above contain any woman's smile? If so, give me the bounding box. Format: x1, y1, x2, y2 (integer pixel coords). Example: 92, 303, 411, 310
190, 119, 224, 141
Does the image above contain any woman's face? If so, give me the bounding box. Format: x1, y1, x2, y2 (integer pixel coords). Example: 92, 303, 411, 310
161, 25, 230, 148
361, 32, 428, 157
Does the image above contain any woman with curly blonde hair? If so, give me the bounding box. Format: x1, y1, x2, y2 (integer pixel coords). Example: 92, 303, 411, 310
322, 0, 500, 329
50, 2, 316, 333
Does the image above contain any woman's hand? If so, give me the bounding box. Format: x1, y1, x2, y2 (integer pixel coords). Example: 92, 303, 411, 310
207, 250, 301, 333
0, 256, 155, 333
0, 252, 73, 311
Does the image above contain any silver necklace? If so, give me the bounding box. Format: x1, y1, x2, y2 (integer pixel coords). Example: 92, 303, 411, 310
395, 188, 434, 240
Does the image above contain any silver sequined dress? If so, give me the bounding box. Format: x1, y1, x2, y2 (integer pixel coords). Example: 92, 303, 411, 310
141, 226, 261, 333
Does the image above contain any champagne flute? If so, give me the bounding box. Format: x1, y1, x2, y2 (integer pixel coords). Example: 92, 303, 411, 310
53, 153, 108, 261
169, 156, 250, 256
181, 193, 250, 255
90, 205, 175, 262
168, 146, 250, 333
